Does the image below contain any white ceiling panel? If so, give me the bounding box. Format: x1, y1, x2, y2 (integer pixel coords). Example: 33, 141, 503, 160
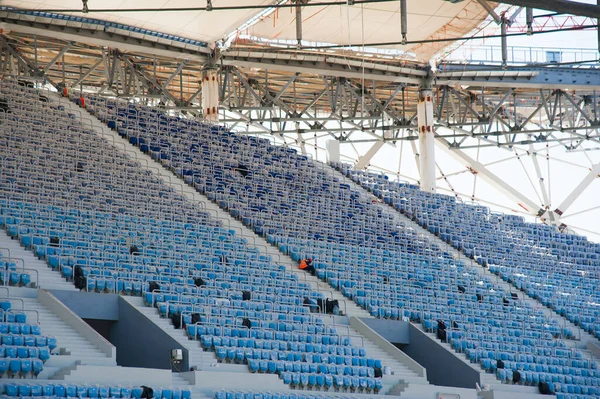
243, 0, 492, 59
8, 0, 275, 43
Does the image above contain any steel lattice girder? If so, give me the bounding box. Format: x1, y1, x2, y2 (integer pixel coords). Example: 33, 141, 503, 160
2, 27, 600, 151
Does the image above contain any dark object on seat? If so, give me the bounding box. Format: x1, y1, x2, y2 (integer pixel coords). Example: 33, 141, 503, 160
194, 277, 205, 287
50, 237, 60, 247
236, 164, 249, 178
436, 320, 447, 341
141, 386, 154, 399
171, 314, 181, 329
74, 266, 86, 289
148, 281, 160, 293
241, 317, 251, 329
452, 321, 459, 329
538, 381, 552, 395
512, 370, 521, 384
374, 367, 383, 378
130, 245, 139, 255
476, 293, 483, 302
497, 359, 505, 369
219, 255, 228, 265
325, 299, 339, 314
75, 162, 85, 173
510, 292, 518, 300
242, 290, 251, 301
457, 284, 466, 294
191, 313, 201, 325
503, 297, 510, 306
382, 276, 389, 284
316, 298, 326, 313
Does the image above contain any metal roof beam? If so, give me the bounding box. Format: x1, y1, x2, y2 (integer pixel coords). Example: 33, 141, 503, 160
0, 35, 58, 88
554, 162, 600, 217
437, 67, 600, 90
162, 61, 188, 90
42, 42, 73, 74
475, 0, 502, 24
496, 0, 600, 19
122, 56, 179, 104
436, 135, 543, 214
70, 57, 104, 88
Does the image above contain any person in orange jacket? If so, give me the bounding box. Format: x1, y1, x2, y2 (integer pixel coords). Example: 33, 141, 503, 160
299, 258, 316, 276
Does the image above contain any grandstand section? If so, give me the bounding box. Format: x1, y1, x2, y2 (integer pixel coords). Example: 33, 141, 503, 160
1, 1, 600, 399
0, 78, 449, 397
75, 90, 599, 398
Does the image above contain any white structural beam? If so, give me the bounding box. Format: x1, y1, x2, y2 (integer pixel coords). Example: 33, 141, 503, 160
529, 144, 556, 224
355, 141, 385, 170
201, 67, 219, 122
418, 89, 436, 193
436, 137, 543, 214
554, 162, 600, 218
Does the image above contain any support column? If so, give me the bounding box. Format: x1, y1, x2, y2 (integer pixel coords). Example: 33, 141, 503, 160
201, 66, 219, 123
417, 89, 436, 193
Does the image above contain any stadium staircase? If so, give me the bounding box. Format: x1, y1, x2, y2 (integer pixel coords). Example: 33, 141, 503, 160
54, 93, 436, 396
0, 230, 78, 292
1, 287, 116, 380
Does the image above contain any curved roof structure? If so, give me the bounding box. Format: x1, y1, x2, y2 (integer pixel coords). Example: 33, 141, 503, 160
8, 0, 496, 60
244, 0, 495, 60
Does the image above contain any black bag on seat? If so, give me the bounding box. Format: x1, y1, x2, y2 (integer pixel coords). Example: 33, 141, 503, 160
374, 367, 383, 378
194, 277, 205, 287
50, 237, 60, 247
457, 284, 466, 294
242, 291, 251, 301
476, 293, 483, 302
242, 317, 251, 329
497, 359, 505, 369
191, 313, 201, 325
512, 370, 521, 384
325, 299, 339, 314
141, 386, 154, 399
74, 266, 86, 289
74, 276, 86, 290
171, 314, 181, 329
148, 281, 160, 292
130, 245, 139, 255
538, 382, 551, 395
316, 298, 326, 313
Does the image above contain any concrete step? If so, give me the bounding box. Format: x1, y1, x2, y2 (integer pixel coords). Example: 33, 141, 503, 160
1, 291, 115, 367
0, 229, 78, 291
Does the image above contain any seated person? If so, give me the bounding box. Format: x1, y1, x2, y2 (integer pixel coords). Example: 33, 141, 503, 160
299, 258, 316, 276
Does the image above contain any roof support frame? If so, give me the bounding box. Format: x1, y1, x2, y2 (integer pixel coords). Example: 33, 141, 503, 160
162, 60, 188, 91
436, 135, 543, 214
554, 162, 600, 218
0, 35, 58, 88
71, 57, 104, 88
42, 42, 73, 74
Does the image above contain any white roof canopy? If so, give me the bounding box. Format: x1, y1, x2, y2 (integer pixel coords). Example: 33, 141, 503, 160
10, 0, 495, 60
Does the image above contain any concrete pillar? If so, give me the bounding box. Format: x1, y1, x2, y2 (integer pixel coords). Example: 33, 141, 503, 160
417, 89, 436, 193
201, 67, 219, 123
326, 140, 340, 164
